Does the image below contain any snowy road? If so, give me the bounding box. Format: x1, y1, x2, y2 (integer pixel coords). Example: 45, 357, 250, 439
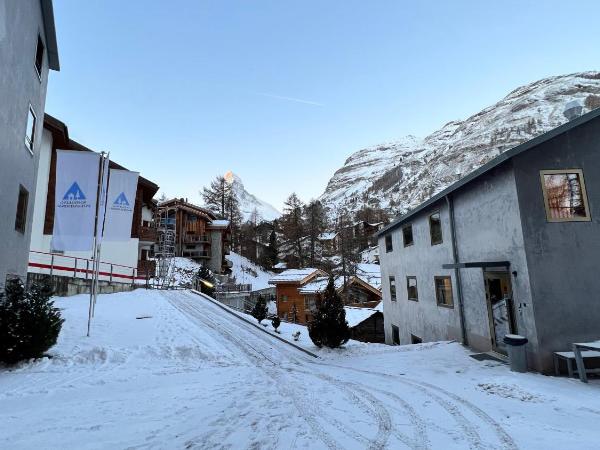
1, 289, 599, 449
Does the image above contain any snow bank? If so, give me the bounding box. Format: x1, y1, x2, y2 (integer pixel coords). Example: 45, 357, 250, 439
226, 251, 274, 290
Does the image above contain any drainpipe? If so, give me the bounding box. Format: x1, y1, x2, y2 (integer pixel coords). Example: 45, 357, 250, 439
445, 195, 468, 346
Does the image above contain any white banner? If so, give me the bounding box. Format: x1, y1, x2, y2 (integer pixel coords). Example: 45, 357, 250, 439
103, 169, 139, 241
52, 150, 100, 251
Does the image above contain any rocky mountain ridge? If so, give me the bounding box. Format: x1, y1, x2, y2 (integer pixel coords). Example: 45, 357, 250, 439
319, 72, 600, 217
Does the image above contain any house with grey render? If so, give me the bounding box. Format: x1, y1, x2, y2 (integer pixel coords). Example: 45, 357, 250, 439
0, 0, 59, 288
378, 105, 600, 373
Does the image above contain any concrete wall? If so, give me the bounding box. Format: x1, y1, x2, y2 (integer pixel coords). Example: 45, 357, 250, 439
378, 201, 462, 346
208, 230, 223, 273
452, 164, 538, 362
513, 114, 600, 372
0, 0, 51, 288
27, 272, 136, 297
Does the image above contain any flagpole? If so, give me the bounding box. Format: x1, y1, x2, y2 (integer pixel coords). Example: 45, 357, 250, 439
87, 151, 109, 336
92, 152, 110, 317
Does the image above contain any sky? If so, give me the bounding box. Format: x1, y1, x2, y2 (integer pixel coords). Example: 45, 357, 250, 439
47, 0, 600, 211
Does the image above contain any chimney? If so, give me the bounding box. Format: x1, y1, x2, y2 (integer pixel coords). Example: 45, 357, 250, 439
564, 100, 583, 121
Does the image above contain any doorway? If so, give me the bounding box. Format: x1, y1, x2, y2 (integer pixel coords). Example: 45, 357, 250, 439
484, 271, 517, 355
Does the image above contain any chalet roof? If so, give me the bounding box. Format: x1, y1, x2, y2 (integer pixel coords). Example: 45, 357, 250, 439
318, 232, 338, 241
41, 0, 60, 70
355, 263, 382, 290
345, 304, 382, 328
158, 198, 217, 220
299, 276, 344, 294
379, 105, 600, 238
268, 268, 325, 285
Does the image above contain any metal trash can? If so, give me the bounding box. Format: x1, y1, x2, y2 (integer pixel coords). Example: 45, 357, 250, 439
503, 334, 528, 373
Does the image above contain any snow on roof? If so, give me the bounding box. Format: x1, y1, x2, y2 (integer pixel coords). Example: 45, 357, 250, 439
298, 276, 344, 294
273, 262, 287, 269
355, 263, 382, 290
345, 305, 382, 327
318, 232, 338, 240
269, 268, 321, 284
209, 219, 230, 228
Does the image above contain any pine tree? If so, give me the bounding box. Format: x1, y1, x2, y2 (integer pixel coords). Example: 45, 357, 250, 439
304, 199, 327, 267
251, 295, 268, 324
197, 265, 216, 297
0, 280, 64, 364
280, 193, 305, 267
201, 175, 230, 217
308, 275, 350, 348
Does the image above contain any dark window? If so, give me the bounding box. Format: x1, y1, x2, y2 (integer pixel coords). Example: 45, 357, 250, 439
407, 276, 418, 301
435, 276, 454, 307
280, 295, 288, 302
391, 325, 400, 345
15, 185, 29, 233
389, 276, 396, 301
385, 234, 393, 252
429, 211, 443, 245
402, 224, 413, 247
35, 35, 44, 79
540, 169, 591, 222
411, 334, 422, 344
25, 105, 37, 153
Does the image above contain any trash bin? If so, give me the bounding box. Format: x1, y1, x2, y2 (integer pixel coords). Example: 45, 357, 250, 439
503, 334, 528, 373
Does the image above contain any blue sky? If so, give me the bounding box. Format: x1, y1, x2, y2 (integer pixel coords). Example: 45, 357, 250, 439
47, 0, 600, 211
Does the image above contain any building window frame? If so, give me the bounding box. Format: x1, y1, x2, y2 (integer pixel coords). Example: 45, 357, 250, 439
15, 185, 29, 234
540, 169, 591, 222
24, 104, 37, 154
406, 276, 418, 301
434, 276, 454, 308
385, 234, 393, 253
280, 295, 288, 303
429, 211, 443, 245
402, 224, 414, 247
389, 276, 397, 301
34, 34, 45, 81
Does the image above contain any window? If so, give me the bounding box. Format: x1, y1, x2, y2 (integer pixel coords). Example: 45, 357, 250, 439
24, 105, 36, 153
411, 334, 422, 344
391, 325, 400, 345
402, 224, 413, 247
434, 276, 454, 308
280, 295, 288, 302
385, 234, 393, 252
304, 296, 316, 311
389, 276, 396, 301
407, 276, 418, 301
429, 211, 443, 245
34, 34, 44, 80
540, 169, 591, 222
14, 185, 29, 234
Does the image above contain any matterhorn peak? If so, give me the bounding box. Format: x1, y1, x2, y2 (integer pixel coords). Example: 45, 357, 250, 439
223, 171, 282, 222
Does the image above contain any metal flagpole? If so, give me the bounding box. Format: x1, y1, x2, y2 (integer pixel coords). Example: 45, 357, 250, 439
87, 152, 109, 336
92, 152, 110, 317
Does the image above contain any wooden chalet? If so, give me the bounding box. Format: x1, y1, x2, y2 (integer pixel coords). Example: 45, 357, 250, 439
268, 268, 326, 323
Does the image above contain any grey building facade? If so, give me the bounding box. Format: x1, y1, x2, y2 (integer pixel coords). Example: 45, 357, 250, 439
378, 107, 600, 373
0, 0, 59, 288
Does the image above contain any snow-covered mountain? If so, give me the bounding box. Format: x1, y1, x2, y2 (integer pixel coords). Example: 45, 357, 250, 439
320, 72, 600, 216
224, 171, 282, 222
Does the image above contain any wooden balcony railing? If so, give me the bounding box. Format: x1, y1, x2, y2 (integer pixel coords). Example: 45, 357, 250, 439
139, 226, 158, 242
184, 234, 210, 244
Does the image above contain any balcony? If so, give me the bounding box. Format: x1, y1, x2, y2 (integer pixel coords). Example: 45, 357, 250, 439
139, 225, 158, 242
183, 249, 211, 259
184, 234, 211, 244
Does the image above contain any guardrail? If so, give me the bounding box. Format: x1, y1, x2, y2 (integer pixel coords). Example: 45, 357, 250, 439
28, 250, 143, 283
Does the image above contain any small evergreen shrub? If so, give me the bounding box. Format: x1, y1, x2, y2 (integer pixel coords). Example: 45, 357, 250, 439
0, 280, 64, 365
271, 316, 281, 332
308, 276, 350, 348
252, 295, 268, 324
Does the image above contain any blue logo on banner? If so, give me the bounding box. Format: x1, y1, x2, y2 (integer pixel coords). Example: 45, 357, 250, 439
63, 182, 86, 200
114, 192, 130, 206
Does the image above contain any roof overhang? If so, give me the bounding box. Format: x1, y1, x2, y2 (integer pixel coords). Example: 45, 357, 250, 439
40, 0, 60, 71
442, 261, 510, 269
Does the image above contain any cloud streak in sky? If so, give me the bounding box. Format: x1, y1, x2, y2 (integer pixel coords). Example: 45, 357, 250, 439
253, 91, 324, 106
